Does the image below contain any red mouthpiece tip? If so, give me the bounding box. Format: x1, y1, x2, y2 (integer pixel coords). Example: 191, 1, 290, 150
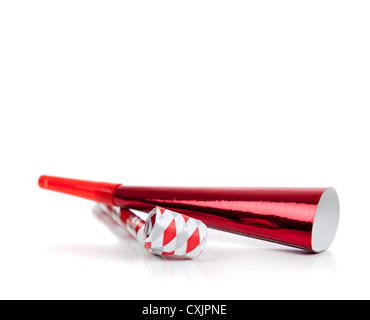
38, 175, 120, 206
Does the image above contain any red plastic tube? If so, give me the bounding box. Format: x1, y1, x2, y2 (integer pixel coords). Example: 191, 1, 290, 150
38, 175, 120, 206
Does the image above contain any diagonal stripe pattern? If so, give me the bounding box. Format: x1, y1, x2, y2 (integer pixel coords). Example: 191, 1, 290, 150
98, 204, 207, 259
143, 207, 208, 258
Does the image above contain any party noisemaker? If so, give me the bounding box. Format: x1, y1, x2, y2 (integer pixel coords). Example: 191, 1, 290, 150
96, 204, 208, 258
38, 175, 340, 253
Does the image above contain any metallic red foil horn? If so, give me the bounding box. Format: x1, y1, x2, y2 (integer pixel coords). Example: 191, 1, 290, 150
39, 176, 340, 253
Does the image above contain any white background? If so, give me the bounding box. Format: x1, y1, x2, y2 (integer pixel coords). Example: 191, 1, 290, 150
1, 1, 369, 300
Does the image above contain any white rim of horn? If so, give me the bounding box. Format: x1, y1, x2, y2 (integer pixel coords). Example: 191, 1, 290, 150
311, 187, 340, 252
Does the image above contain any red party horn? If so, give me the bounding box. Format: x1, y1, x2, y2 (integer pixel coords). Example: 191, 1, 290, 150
39, 175, 340, 253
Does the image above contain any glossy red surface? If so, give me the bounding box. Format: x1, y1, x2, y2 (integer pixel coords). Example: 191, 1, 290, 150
113, 186, 327, 251
39, 176, 120, 206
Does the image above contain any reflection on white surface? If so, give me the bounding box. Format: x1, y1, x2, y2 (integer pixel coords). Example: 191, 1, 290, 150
200, 243, 337, 276
45, 207, 337, 281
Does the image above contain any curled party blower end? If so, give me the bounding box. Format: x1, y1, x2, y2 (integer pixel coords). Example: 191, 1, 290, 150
38, 175, 340, 253
97, 204, 208, 258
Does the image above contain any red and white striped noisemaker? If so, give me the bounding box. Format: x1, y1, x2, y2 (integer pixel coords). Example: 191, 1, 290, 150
98, 204, 208, 258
